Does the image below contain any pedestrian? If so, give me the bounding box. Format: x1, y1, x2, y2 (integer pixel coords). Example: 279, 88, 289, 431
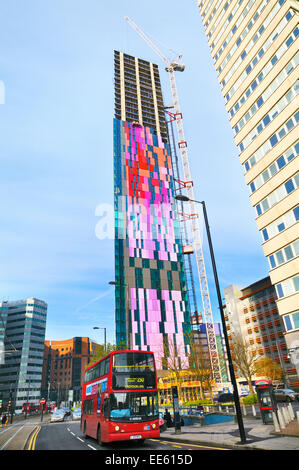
163, 409, 173, 428
2, 414, 8, 427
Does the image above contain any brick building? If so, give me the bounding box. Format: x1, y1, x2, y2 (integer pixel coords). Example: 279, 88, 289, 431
42, 337, 98, 404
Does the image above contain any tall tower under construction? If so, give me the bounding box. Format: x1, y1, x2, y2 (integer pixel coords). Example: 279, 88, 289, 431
113, 50, 191, 369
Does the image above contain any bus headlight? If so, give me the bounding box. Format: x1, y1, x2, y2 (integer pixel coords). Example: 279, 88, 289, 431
115, 426, 120, 431
152, 423, 156, 429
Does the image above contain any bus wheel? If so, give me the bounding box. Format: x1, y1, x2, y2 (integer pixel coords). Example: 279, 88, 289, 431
97, 426, 107, 446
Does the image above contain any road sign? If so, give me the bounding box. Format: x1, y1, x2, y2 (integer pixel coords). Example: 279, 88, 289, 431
40, 398, 46, 404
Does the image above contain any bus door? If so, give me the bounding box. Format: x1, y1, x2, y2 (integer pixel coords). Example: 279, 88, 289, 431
99, 394, 110, 439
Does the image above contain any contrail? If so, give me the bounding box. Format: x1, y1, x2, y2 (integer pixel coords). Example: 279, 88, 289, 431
74, 289, 112, 313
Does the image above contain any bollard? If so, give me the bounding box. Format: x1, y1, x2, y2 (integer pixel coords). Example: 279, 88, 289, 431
273, 412, 281, 433
296, 411, 299, 425
282, 406, 290, 425
252, 404, 256, 417
242, 404, 247, 416
288, 403, 295, 420
284, 404, 292, 423
277, 408, 286, 429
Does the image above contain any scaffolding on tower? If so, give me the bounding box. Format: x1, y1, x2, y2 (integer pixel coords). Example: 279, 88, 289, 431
125, 16, 222, 384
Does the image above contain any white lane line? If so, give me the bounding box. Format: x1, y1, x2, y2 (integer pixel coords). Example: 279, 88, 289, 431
0, 425, 25, 450
87, 444, 96, 450
70, 432, 75, 436
77, 437, 84, 442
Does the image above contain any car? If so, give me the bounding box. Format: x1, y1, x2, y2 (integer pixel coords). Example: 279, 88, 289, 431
273, 388, 299, 402
50, 410, 65, 423
72, 408, 81, 421
214, 392, 234, 403
61, 407, 71, 416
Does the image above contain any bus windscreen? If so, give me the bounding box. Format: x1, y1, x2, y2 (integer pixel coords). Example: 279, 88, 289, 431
110, 391, 158, 422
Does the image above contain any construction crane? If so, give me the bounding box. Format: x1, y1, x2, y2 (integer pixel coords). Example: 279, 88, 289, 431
125, 16, 222, 384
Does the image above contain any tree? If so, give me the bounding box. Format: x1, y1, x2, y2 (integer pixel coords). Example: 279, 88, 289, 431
156, 335, 189, 402
254, 357, 282, 383
87, 343, 117, 367
230, 333, 256, 395
184, 330, 214, 399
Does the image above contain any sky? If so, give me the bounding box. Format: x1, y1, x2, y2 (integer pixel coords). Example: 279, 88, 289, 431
0, 0, 269, 344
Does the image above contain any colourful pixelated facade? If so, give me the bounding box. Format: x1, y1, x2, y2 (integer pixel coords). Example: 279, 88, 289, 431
114, 118, 191, 369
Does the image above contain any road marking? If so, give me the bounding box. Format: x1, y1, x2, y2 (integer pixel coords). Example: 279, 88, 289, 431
27, 426, 41, 451
0, 425, 25, 450
77, 437, 84, 442
157, 439, 229, 450
70, 432, 75, 436
87, 444, 96, 450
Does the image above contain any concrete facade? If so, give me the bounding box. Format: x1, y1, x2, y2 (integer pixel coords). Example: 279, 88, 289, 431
198, 0, 299, 377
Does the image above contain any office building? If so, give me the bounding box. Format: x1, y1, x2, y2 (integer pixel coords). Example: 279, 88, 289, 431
0, 298, 47, 412
224, 276, 298, 387
42, 337, 98, 404
198, 0, 299, 375
113, 51, 191, 369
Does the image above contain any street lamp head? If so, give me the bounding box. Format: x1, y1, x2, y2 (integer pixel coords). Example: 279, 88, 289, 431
175, 195, 190, 202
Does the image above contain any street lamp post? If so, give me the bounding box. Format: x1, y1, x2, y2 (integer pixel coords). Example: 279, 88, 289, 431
93, 326, 107, 353
175, 194, 247, 444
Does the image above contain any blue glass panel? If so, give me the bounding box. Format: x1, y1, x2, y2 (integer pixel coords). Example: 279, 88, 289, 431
278, 223, 285, 232
284, 315, 292, 331
285, 180, 295, 194
262, 228, 269, 241
270, 135, 278, 147
256, 204, 262, 216
263, 115, 270, 126
257, 123, 263, 134
257, 97, 263, 107
258, 48, 264, 58
276, 284, 284, 298
293, 206, 299, 221
276, 156, 286, 168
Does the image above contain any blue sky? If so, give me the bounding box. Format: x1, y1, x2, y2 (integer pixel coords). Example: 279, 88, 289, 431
0, 0, 269, 344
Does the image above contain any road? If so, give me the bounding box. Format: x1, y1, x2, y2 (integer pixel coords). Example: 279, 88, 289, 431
25, 417, 227, 452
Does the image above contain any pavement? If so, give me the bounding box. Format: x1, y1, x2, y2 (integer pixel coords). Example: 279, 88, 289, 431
160, 415, 299, 450
1, 412, 299, 451
0, 414, 51, 451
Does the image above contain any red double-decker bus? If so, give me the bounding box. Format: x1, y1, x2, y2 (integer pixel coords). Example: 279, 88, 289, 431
81, 350, 160, 445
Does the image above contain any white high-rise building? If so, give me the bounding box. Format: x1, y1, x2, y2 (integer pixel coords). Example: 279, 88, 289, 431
198, 0, 299, 382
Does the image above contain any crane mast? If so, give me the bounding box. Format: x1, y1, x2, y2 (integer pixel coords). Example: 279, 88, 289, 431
125, 17, 222, 384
